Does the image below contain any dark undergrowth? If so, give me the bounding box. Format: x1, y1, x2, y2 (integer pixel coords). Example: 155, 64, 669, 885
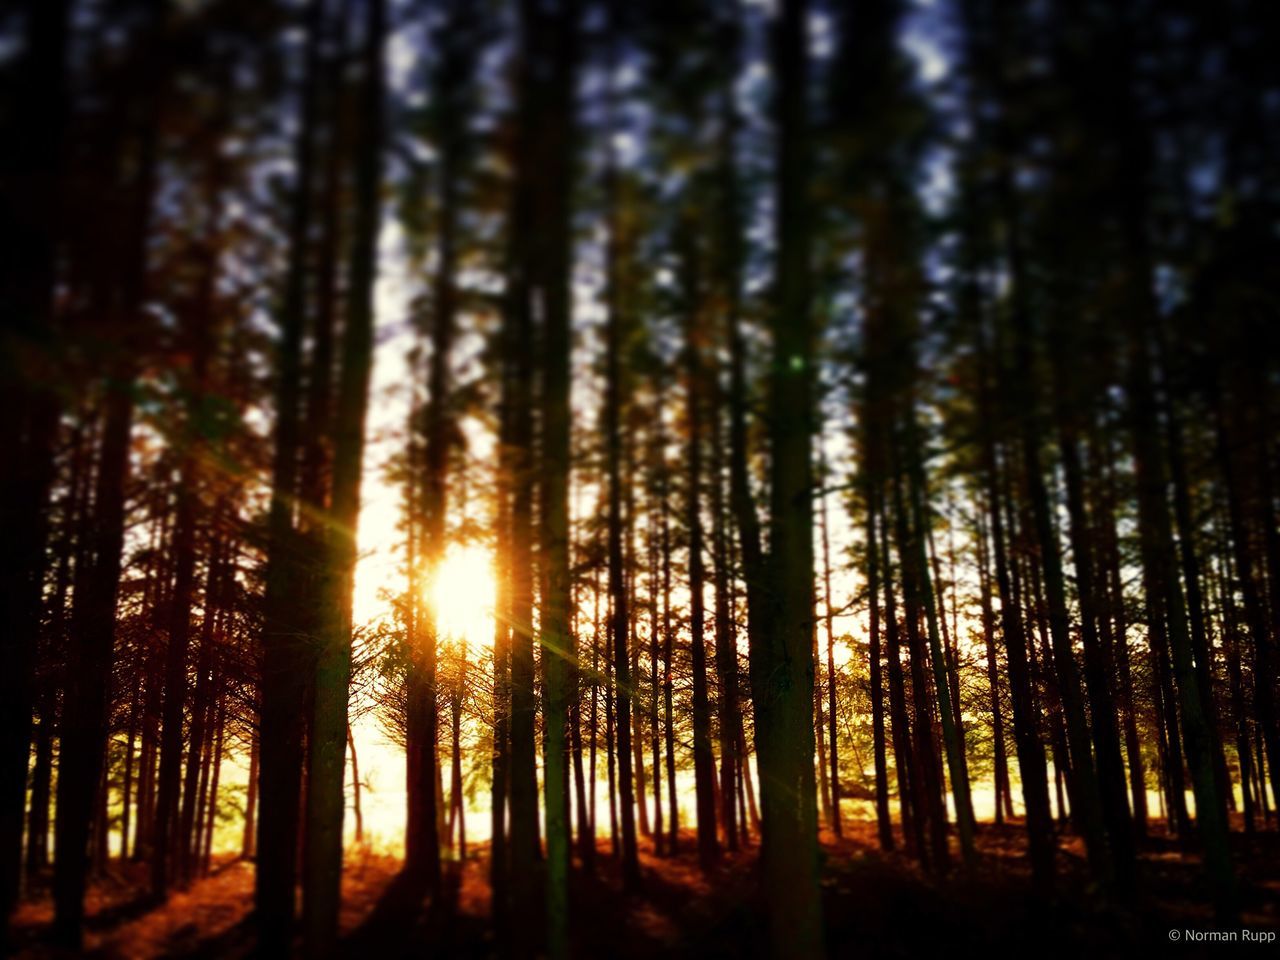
10, 819, 1280, 959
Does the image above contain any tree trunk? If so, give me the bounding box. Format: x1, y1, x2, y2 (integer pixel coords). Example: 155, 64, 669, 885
256, 2, 326, 947
818, 448, 843, 839
506, 0, 543, 929
681, 226, 718, 870
534, 3, 578, 952
863, 478, 893, 849
602, 28, 640, 888
301, 0, 384, 951
0, 0, 69, 926
53, 65, 156, 944
242, 729, 258, 860
749, 3, 824, 953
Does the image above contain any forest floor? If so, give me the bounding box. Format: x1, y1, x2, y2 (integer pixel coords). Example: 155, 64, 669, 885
10, 819, 1280, 959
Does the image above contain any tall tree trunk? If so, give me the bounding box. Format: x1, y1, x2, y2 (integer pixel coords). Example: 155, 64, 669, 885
489, 305, 513, 918
975, 507, 1011, 825
1046, 313, 1136, 885
242, 729, 258, 860
202, 700, 226, 877
153, 250, 217, 894
506, 0, 542, 929
177, 557, 220, 885
877, 490, 924, 862
863, 478, 893, 850
749, 2, 823, 953
682, 226, 718, 870
53, 68, 156, 946
888, 457, 949, 870
602, 27, 640, 888
1092, 418, 1148, 835
818, 447, 843, 839
1, 0, 68, 930
660, 450, 679, 855
301, 1, 384, 951
347, 724, 363, 848
256, 2, 326, 947
535, 2, 578, 952
711, 384, 739, 851
902, 423, 977, 867
648, 476, 666, 856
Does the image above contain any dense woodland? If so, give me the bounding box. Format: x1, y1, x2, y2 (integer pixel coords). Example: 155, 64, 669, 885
2, 0, 1279, 956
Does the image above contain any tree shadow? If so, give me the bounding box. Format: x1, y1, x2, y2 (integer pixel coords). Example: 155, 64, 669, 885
158, 915, 255, 960
341, 861, 487, 959
83, 891, 166, 932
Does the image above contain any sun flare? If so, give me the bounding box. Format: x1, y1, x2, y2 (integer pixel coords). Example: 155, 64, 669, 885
427, 545, 495, 649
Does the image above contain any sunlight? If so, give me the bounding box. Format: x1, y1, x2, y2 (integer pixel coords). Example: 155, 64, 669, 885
427, 545, 495, 649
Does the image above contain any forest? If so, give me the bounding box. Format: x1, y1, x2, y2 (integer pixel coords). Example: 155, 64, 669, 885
2, 0, 1279, 956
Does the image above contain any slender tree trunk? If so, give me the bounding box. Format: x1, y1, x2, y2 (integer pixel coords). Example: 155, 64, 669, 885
648, 488, 667, 856
681, 231, 718, 870
1092, 420, 1148, 834
903, 425, 976, 867
347, 724, 363, 847
242, 730, 258, 860
863, 478, 893, 849
973, 309, 1055, 890
660, 453, 679, 856
996, 166, 1112, 885
818, 448, 843, 839
888, 459, 949, 870
975, 508, 1011, 825
202, 700, 225, 877
602, 36, 640, 887
878, 491, 925, 863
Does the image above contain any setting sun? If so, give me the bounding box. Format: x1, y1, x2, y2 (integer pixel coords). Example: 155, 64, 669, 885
427, 545, 495, 648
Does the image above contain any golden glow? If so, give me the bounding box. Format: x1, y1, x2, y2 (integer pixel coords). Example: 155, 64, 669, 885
427, 545, 495, 648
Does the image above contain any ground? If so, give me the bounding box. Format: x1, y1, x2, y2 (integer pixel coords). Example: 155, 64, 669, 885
10, 820, 1280, 958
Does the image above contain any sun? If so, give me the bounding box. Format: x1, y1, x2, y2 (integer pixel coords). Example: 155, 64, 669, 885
427, 544, 495, 649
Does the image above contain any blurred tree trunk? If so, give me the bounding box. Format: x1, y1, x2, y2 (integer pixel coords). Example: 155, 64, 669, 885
256, 1, 326, 948
507, 0, 543, 930
863, 485, 892, 850
748, 1, 823, 953
602, 16, 640, 889
817, 448, 843, 839
660, 419, 679, 856
242, 730, 258, 859
53, 43, 157, 944
155, 183, 222, 892
998, 204, 1112, 882
178, 553, 221, 884
648, 485, 666, 855
711, 378, 739, 851
1090, 418, 1148, 835
681, 222, 718, 871
301, 0, 384, 951
974, 508, 1010, 825
974, 325, 1055, 891
535, 1, 578, 952
0, 0, 69, 929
